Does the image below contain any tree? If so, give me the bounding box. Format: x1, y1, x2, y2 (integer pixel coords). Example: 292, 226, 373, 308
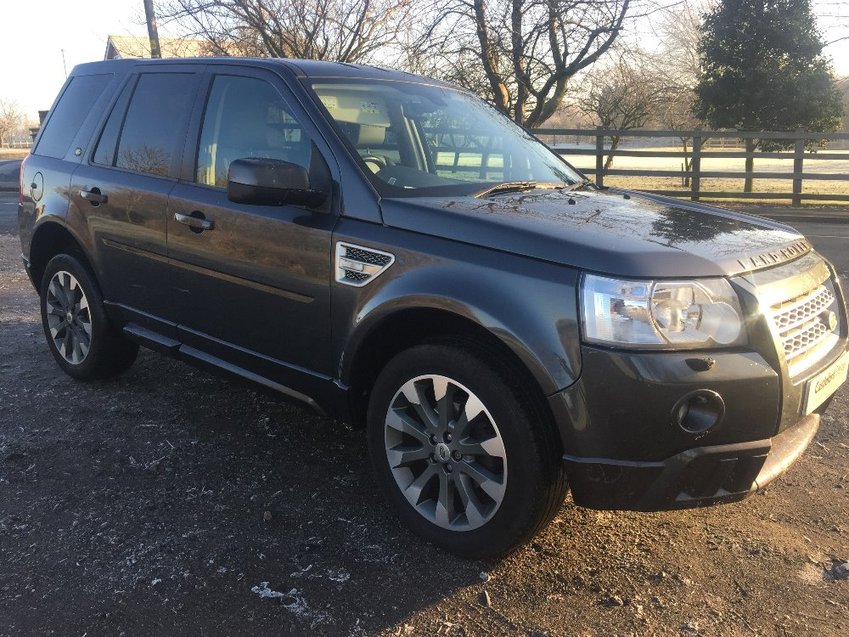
577, 56, 667, 169
161, 0, 413, 62
694, 0, 843, 191
839, 77, 849, 132
0, 99, 23, 148
649, 0, 710, 184
654, 0, 707, 92
415, 0, 633, 128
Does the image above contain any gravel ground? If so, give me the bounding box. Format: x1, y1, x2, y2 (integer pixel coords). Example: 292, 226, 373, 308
1, 230, 848, 636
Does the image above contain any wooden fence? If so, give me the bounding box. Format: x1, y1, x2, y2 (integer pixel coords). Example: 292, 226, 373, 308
537, 128, 849, 205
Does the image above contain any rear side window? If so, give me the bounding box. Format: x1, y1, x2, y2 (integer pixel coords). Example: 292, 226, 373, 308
95, 73, 195, 177
35, 74, 112, 159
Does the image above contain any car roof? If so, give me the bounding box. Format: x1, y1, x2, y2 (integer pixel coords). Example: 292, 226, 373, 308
70, 57, 454, 87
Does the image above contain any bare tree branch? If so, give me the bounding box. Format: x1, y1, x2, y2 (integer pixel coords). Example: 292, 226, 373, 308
414, 0, 647, 127
0, 99, 24, 148
159, 0, 414, 63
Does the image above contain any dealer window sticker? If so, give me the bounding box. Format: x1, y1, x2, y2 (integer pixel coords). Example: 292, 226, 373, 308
360, 101, 381, 115
319, 95, 338, 110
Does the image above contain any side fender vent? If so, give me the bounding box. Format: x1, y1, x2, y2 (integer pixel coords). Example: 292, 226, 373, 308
335, 242, 395, 287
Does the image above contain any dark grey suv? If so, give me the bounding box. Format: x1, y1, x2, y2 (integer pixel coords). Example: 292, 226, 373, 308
18, 58, 848, 558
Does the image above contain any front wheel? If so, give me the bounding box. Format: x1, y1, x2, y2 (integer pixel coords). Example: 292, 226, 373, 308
40, 254, 138, 380
367, 343, 567, 558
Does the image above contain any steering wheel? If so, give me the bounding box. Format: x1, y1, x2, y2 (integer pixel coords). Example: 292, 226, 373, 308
361, 155, 388, 173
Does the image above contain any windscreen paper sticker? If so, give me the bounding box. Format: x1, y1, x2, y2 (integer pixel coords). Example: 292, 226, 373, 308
319, 95, 338, 110
360, 101, 381, 115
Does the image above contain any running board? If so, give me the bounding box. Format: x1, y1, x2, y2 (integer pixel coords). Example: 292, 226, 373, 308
123, 324, 180, 354
178, 345, 326, 416
122, 322, 327, 416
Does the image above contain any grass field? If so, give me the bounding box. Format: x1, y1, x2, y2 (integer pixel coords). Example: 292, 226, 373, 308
556, 146, 849, 203
0, 149, 29, 160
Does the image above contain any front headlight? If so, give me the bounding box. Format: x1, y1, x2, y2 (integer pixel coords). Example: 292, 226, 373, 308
581, 274, 746, 348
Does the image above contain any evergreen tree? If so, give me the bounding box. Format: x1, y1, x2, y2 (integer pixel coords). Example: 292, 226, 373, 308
693, 0, 843, 190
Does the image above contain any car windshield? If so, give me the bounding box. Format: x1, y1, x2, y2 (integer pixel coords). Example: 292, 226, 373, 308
307, 79, 583, 197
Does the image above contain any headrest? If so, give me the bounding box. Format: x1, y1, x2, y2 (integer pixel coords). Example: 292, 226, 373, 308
357, 124, 386, 146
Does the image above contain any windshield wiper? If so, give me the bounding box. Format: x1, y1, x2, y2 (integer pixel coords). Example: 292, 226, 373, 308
564, 179, 594, 192
473, 181, 539, 198
474, 181, 574, 198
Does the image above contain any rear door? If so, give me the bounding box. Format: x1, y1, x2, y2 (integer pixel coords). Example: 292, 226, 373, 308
71, 67, 202, 333
167, 66, 339, 385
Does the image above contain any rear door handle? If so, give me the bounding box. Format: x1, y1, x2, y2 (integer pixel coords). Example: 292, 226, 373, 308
174, 211, 214, 231
79, 188, 107, 205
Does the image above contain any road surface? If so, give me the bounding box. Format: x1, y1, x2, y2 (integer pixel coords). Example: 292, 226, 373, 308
0, 190, 18, 235
789, 221, 849, 277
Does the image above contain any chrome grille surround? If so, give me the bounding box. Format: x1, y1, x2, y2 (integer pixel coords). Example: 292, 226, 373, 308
748, 252, 842, 377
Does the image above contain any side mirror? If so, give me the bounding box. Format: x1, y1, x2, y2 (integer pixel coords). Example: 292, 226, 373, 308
227, 158, 328, 208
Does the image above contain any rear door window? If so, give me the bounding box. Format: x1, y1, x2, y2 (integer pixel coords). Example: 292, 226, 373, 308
94, 73, 196, 177
35, 74, 112, 159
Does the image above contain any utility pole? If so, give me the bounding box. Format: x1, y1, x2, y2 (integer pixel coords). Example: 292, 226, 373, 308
143, 0, 162, 58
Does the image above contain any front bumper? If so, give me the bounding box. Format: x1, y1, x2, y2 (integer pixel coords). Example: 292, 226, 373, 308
548, 340, 846, 511
563, 412, 820, 510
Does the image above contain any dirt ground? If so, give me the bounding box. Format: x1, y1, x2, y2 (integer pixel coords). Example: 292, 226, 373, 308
1, 228, 848, 636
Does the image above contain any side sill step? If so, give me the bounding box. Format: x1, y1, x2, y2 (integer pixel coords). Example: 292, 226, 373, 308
123, 324, 180, 354
179, 345, 326, 416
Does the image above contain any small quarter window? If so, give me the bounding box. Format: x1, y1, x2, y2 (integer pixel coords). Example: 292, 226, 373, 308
92, 82, 133, 167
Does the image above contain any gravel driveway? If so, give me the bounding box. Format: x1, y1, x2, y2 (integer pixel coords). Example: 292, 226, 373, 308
1, 230, 847, 636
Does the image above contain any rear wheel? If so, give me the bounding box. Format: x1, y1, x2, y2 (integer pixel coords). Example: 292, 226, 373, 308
40, 254, 138, 380
367, 342, 567, 558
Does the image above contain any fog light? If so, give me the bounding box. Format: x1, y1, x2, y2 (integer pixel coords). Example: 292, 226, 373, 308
673, 390, 725, 434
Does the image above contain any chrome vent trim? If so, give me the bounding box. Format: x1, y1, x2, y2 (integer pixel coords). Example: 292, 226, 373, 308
335, 242, 395, 287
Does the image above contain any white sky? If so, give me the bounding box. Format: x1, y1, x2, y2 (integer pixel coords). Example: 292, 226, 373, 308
1, 0, 848, 121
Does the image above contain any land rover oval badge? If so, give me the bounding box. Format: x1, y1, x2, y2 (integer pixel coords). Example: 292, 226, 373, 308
824, 310, 838, 331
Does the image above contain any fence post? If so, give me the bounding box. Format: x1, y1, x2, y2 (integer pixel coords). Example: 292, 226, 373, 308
691, 130, 702, 202
792, 131, 804, 207
595, 126, 604, 188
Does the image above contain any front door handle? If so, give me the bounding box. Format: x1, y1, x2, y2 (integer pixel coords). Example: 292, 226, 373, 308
175, 211, 214, 231
79, 188, 107, 205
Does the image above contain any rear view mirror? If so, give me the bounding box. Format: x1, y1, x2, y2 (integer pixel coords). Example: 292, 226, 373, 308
227, 158, 328, 208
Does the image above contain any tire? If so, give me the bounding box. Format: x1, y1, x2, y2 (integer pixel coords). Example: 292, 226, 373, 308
39, 254, 138, 380
367, 342, 567, 558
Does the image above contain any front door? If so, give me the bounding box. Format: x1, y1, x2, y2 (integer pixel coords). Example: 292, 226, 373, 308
167, 70, 337, 389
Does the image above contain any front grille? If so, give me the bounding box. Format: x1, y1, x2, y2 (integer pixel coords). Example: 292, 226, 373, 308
781, 319, 829, 359
766, 279, 840, 377
771, 286, 835, 332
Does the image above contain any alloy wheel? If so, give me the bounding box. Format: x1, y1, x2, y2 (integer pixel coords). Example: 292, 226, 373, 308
384, 374, 508, 531
45, 270, 92, 365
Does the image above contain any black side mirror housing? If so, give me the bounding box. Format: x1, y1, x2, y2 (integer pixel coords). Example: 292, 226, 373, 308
227, 158, 328, 208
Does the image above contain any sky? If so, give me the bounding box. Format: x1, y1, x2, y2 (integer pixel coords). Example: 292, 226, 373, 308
1, 0, 848, 121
